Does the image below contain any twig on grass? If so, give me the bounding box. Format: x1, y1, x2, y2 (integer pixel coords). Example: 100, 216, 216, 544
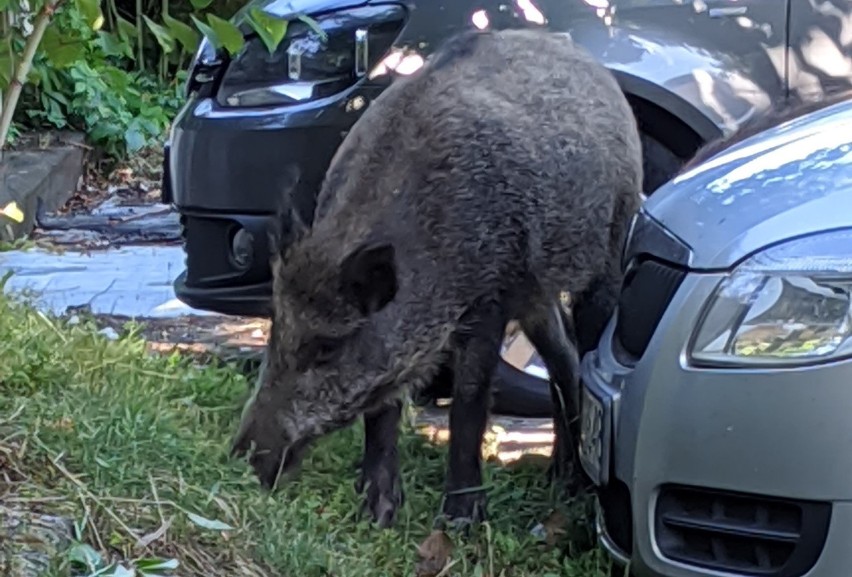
77, 491, 107, 553
0, 403, 26, 425
34, 436, 142, 544
434, 558, 459, 577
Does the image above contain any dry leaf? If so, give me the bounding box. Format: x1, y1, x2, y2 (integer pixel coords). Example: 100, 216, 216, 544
531, 509, 568, 548
135, 517, 173, 548
415, 530, 454, 577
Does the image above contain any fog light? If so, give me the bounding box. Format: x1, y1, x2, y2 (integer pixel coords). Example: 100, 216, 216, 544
231, 228, 254, 269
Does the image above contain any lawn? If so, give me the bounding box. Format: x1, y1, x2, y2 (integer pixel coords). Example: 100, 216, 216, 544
0, 289, 610, 577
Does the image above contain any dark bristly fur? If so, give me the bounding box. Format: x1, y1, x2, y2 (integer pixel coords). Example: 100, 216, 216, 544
231, 28, 644, 528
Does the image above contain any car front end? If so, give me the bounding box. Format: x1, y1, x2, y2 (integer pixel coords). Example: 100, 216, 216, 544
163, 0, 414, 316
579, 96, 852, 577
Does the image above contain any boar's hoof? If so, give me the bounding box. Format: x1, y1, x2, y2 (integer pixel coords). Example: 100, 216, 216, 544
356, 461, 404, 528
436, 490, 487, 532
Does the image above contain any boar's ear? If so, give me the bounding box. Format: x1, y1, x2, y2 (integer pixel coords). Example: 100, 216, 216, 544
340, 242, 398, 315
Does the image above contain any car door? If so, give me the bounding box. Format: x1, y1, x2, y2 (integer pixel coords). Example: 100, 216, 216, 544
542, 0, 791, 132
787, 0, 852, 102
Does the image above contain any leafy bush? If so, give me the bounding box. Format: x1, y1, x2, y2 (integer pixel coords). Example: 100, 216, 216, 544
0, 0, 299, 158
10, 2, 184, 157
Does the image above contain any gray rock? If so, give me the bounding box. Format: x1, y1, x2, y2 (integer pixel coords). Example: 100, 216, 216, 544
0, 506, 74, 577
0, 132, 86, 242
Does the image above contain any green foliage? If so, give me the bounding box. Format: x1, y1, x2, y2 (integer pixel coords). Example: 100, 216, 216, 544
8, 3, 183, 157
1, 0, 317, 159
26, 57, 185, 156
248, 6, 287, 54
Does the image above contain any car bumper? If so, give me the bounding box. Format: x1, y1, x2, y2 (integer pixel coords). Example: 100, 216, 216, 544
164, 85, 386, 316
580, 271, 852, 577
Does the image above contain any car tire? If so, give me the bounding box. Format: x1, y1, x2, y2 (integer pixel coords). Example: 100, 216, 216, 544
412, 356, 555, 418
490, 356, 554, 417
639, 130, 686, 194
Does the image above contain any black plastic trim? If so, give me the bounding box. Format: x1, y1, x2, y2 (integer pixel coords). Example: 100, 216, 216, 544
161, 143, 173, 205
655, 484, 831, 577
613, 258, 686, 364
174, 271, 272, 317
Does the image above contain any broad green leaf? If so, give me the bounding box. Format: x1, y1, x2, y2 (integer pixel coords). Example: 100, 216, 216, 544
26, 68, 41, 85
296, 13, 328, 41
124, 128, 145, 152
41, 28, 86, 67
0, 0, 11, 10
135, 558, 179, 571
96, 564, 135, 577
189, 0, 213, 9
206, 14, 244, 55
116, 15, 137, 44
186, 511, 234, 531
74, 0, 104, 30
0, 44, 16, 87
163, 14, 199, 53
66, 542, 103, 571
96, 31, 133, 59
143, 15, 176, 54
248, 8, 288, 54
190, 15, 219, 51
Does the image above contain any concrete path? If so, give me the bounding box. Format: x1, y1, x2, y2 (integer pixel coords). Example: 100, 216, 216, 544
0, 244, 201, 318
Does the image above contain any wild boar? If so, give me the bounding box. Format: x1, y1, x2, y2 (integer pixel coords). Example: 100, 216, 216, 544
231, 27, 643, 529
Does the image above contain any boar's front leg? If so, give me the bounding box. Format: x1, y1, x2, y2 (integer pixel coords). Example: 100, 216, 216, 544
356, 400, 404, 528
439, 300, 505, 527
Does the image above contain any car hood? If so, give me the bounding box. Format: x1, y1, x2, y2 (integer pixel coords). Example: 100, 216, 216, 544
234, 0, 366, 22
644, 97, 852, 271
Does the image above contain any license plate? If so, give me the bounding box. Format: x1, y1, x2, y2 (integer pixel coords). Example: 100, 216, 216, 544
579, 385, 611, 486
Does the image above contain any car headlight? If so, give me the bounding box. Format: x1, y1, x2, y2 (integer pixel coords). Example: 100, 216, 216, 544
185, 36, 221, 99
690, 228, 852, 367
217, 5, 406, 108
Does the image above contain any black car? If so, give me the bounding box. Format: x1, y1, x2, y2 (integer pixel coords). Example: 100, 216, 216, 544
164, 0, 793, 414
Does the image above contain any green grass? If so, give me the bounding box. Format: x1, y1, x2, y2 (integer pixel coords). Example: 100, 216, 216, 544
0, 292, 610, 577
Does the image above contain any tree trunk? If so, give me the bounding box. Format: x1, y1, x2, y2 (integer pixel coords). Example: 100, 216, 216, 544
0, 0, 65, 151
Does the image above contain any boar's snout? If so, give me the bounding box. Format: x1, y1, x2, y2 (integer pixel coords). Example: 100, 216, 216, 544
230, 396, 311, 490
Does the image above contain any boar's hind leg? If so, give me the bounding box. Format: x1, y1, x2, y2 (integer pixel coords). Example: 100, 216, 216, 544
573, 267, 621, 361
356, 400, 404, 528
439, 300, 506, 527
519, 300, 584, 489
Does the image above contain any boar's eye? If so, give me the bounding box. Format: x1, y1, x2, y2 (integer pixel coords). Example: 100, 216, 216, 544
296, 335, 343, 370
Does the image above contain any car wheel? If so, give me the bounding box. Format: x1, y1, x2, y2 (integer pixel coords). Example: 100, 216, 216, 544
413, 354, 555, 418
490, 353, 554, 417
639, 131, 684, 195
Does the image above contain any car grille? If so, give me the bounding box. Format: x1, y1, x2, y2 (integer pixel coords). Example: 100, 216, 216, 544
655, 485, 831, 577
614, 259, 686, 361
599, 478, 634, 556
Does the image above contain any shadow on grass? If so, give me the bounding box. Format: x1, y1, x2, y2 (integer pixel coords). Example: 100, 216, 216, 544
0, 295, 610, 577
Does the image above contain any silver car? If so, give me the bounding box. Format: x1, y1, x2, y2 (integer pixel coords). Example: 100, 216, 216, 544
579, 93, 852, 577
